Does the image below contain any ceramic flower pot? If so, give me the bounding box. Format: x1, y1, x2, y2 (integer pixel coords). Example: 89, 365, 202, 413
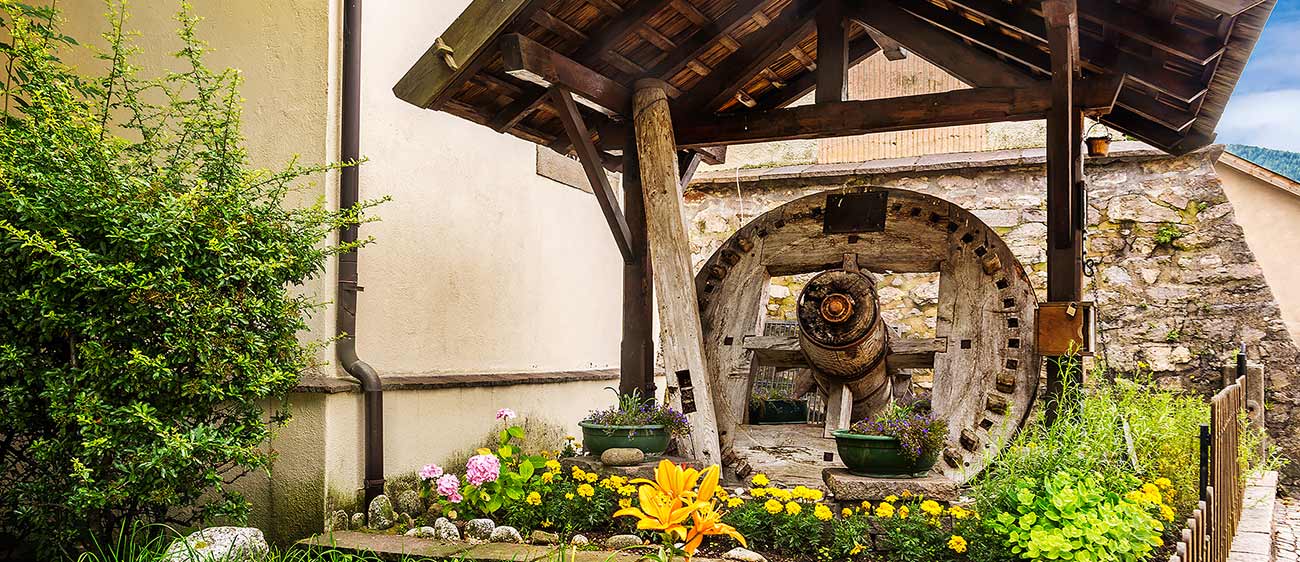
831, 430, 939, 478
579, 422, 670, 457
748, 399, 809, 424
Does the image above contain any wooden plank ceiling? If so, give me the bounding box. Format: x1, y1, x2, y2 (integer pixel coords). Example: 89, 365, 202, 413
395, 0, 1277, 159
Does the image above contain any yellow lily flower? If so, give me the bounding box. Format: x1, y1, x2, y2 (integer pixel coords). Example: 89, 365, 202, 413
681, 503, 746, 559
633, 459, 703, 500
613, 483, 701, 535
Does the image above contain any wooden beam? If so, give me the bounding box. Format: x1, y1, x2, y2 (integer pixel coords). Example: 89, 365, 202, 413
394, 0, 542, 109
548, 87, 635, 263
678, 151, 704, 187
676, 0, 817, 114
1116, 89, 1196, 132
620, 126, 655, 398
891, 0, 1052, 75
633, 79, 721, 464
743, 335, 947, 370
571, 0, 674, 69
1075, 0, 1226, 65
862, 27, 907, 61
602, 79, 1121, 150
488, 86, 550, 132
530, 9, 588, 44
750, 36, 882, 110
642, 0, 770, 82
500, 33, 631, 117
847, 1, 1038, 89
815, 0, 849, 104
1043, 0, 1084, 425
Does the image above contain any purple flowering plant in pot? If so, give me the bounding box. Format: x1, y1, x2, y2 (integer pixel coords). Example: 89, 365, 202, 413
580, 388, 691, 458
832, 402, 947, 478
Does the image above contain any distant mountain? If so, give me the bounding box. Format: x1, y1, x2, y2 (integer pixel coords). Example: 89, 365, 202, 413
1226, 144, 1300, 183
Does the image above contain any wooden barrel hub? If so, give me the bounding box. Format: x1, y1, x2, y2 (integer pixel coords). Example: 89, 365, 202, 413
820, 293, 854, 323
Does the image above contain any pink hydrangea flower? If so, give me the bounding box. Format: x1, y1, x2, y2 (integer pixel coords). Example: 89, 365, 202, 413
436, 474, 462, 503
418, 463, 443, 481
465, 454, 501, 486
496, 408, 516, 421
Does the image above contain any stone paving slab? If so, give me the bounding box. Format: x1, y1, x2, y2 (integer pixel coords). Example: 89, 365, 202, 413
458, 542, 558, 561
1227, 471, 1279, 562
298, 531, 474, 560
1277, 495, 1298, 562
823, 468, 959, 502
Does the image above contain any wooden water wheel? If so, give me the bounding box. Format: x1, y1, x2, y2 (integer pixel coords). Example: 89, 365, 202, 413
694, 186, 1040, 484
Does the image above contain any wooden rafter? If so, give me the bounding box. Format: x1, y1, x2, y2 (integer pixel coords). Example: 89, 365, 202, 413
572, 0, 674, 69
601, 78, 1122, 150
548, 87, 635, 264
891, 0, 1052, 75
749, 36, 881, 111
1075, 0, 1226, 65
847, 1, 1038, 89
643, 0, 770, 82
676, 0, 817, 115
862, 27, 907, 61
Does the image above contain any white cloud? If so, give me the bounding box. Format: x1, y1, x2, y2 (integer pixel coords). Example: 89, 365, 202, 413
1216, 89, 1300, 151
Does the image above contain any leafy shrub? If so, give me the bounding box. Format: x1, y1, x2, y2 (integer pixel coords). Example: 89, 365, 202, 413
583, 388, 691, 437
990, 470, 1166, 562
0, 3, 375, 555
846, 402, 947, 463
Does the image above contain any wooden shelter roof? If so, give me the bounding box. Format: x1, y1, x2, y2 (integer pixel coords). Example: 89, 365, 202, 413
394, 0, 1275, 159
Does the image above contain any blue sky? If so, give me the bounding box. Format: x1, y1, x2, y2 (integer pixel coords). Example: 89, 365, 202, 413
1217, 2, 1300, 151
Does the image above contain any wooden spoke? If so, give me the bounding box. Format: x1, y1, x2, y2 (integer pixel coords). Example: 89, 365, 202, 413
742, 335, 947, 370
548, 87, 635, 263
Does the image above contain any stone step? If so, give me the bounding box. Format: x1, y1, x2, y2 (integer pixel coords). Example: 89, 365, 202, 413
297, 531, 721, 562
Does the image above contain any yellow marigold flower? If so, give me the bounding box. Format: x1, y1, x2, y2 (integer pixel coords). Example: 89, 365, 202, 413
1141, 482, 1160, 496
717, 489, 730, 500
921, 500, 943, 516
751, 473, 770, 486
577, 483, 595, 498
545, 459, 561, 472
948, 505, 970, 520
750, 487, 768, 498
728, 497, 744, 508
526, 492, 542, 506
764, 499, 783, 514
619, 498, 632, 509
585, 472, 598, 483
1125, 490, 1146, 504
784, 501, 801, 516
619, 485, 637, 497
901, 489, 913, 499
875, 503, 895, 518
542, 519, 552, 528
565, 435, 575, 441
849, 543, 865, 556
814, 504, 833, 521
884, 495, 898, 503
1160, 504, 1176, 522
1154, 477, 1173, 490
541, 472, 554, 483
565, 492, 575, 500
948, 535, 968, 554
842, 508, 854, 518
770, 488, 793, 502
898, 506, 909, 519
860, 500, 872, 511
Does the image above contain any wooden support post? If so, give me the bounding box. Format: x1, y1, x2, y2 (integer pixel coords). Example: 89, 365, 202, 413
621, 127, 655, 398
1043, 0, 1084, 426
815, 1, 848, 104
823, 384, 854, 439
633, 79, 721, 464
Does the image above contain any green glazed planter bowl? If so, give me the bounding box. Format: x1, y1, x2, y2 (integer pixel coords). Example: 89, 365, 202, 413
580, 421, 670, 458
831, 430, 939, 478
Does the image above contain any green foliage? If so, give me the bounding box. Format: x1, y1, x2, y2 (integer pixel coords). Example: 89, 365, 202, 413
1228, 144, 1300, 183
846, 402, 947, 463
990, 470, 1164, 562
0, 2, 377, 555
76, 522, 444, 562
722, 495, 827, 554
1152, 223, 1185, 246
583, 387, 692, 438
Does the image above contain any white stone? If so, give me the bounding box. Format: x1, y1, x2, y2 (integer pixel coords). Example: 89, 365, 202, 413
405, 526, 437, 538
723, 547, 768, 562
161, 527, 268, 562
877, 287, 906, 302
605, 534, 643, 550
434, 517, 460, 541
1103, 266, 1133, 286
367, 495, 395, 530
489, 525, 523, 543
910, 282, 939, 306
768, 284, 790, 299
464, 518, 495, 540
571, 534, 590, 546
972, 209, 1020, 227
1140, 269, 1160, 284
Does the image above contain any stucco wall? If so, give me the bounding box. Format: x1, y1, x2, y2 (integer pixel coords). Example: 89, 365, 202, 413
1217, 163, 1300, 345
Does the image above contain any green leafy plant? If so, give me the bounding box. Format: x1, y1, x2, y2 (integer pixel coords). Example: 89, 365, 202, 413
1152, 223, 1184, 247
748, 386, 801, 407
0, 2, 378, 556
583, 388, 691, 437
990, 470, 1165, 562
846, 402, 947, 463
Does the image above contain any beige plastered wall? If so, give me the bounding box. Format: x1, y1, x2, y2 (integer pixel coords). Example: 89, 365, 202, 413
58, 0, 628, 544
1216, 163, 1300, 345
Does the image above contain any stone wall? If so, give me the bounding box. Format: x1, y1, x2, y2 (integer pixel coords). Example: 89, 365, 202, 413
684, 143, 1300, 487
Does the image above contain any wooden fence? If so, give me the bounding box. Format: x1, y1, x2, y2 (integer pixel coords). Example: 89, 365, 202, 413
1169, 375, 1246, 562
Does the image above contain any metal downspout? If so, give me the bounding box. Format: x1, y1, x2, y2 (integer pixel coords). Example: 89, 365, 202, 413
338, 0, 385, 506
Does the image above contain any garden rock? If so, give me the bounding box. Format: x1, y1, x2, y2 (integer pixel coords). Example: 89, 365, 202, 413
433, 517, 460, 541
397, 513, 415, 533
405, 526, 437, 538
605, 534, 643, 550
161, 526, 268, 562
571, 534, 590, 546
367, 495, 395, 530
395, 489, 423, 516
489, 525, 524, 543
723, 548, 767, 562
464, 518, 496, 540
349, 513, 365, 530
327, 510, 349, 531
600, 447, 645, 467
530, 530, 560, 544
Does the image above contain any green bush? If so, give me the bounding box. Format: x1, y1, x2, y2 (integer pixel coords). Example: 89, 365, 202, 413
0, 2, 375, 555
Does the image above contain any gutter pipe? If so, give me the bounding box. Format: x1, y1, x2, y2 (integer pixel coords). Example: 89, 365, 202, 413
338, 0, 385, 506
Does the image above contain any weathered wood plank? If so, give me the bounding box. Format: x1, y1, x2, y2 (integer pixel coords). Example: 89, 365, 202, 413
633, 80, 721, 465
501, 34, 631, 117
603, 79, 1121, 150
847, 1, 1038, 89
394, 0, 541, 109
815, 1, 849, 104
548, 87, 635, 263
743, 335, 948, 370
